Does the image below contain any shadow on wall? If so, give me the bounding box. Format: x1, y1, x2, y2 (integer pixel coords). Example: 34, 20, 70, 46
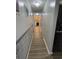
53, 4, 62, 53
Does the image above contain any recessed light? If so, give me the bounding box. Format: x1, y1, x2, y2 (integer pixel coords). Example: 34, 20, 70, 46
32, 1, 42, 7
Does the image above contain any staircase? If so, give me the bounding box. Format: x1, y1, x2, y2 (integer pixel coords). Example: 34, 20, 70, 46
28, 26, 49, 59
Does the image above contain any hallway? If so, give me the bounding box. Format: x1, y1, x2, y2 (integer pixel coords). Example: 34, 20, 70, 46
16, 0, 62, 59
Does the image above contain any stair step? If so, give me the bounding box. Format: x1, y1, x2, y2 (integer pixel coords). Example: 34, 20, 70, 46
29, 53, 48, 56
28, 55, 49, 59
28, 27, 49, 59
30, 48, 47, 53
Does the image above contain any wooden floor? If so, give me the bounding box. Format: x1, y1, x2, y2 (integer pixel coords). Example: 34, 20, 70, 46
28, 26, 61, 59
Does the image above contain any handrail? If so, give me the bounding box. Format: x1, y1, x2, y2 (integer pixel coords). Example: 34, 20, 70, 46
16, 24, 33, 44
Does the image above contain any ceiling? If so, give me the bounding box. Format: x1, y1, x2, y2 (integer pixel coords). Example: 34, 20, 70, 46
18, 0, 61, 13
29, 0, 47, 13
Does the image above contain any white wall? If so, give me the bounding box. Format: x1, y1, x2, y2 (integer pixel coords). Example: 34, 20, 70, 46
16, 0, 33, 58
16, 0, 33, 40
16, 15, 33, 40
24, 0, 31, 13
16, 10, 33, 59
16, 26, 33, 59
18, 0, 32, 16
42, 0, 59, 54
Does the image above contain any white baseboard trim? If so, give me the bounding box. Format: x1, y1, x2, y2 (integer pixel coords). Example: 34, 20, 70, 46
43, 38, 53, 55
26, 34, 33, 59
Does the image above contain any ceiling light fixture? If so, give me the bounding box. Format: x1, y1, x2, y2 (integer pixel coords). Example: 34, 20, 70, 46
35, 3, 40, 7
32, 1, 42, 7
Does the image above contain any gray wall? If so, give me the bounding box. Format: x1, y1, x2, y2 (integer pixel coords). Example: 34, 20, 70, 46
42, 0, 59, 54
